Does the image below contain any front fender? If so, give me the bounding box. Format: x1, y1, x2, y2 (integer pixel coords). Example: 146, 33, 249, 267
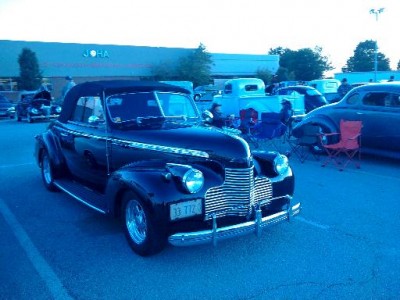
292, 114, 338, 137
105, 162, 223, 218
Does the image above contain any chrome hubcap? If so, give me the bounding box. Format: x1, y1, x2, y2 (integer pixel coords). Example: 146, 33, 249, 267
125, 200, 147, 244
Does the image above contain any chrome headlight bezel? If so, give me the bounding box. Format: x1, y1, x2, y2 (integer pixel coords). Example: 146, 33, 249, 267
274, 154, 289, 175
30, 108, 39, 114
55, 106, 62, 113
182, 169, 204, 194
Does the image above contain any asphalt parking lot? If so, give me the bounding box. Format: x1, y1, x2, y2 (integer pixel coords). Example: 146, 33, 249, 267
0, 118, 399, 299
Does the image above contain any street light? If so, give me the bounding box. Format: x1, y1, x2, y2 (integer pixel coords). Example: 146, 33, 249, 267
369, 8, 384, 82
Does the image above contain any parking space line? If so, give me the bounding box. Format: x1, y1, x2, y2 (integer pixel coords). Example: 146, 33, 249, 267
0, 198, 72, 300
295, 216, 330, 230
0, 162, 35, 169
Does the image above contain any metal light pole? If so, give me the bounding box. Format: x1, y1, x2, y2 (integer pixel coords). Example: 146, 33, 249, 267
369, 8, 384, 82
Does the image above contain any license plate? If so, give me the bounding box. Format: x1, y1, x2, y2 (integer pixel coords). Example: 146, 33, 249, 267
170, 199, 202, 220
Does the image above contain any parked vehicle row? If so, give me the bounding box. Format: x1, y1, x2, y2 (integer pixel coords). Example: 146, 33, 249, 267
293, 82, 400, 159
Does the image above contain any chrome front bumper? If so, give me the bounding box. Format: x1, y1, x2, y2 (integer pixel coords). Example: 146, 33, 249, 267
31, 114, 59, 119
168, 201, 301, 247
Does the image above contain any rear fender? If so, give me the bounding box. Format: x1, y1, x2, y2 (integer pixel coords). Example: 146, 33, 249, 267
35, 132, 65, 170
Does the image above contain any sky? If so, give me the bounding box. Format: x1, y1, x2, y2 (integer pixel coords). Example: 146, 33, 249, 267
1, 0, 399, 75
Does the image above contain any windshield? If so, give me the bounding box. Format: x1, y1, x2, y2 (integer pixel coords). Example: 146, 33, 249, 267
106, 91, 199, 124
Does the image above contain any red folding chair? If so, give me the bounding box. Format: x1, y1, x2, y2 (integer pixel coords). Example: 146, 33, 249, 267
320, 120, 362, 171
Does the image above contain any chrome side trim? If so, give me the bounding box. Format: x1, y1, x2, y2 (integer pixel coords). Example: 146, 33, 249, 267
54, 182, 107, 215
168, 201, 301, 247
56, 128, 209, 159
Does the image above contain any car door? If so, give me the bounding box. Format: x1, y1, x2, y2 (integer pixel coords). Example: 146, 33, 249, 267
57, 96, 109, 192
358, 91, 400, 152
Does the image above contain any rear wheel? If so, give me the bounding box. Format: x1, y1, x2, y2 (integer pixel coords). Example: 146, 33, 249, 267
122, 191, 166, 256
41, 150, 58, 191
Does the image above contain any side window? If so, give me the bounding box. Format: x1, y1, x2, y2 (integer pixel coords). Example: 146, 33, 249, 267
244, 84, 258, 92
346, 93, 360, 105
362, 92, 390, 107
72, 96, 104, 123
224, 84, 232, 94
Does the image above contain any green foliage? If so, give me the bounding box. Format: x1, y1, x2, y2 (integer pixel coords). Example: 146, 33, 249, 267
343, 40, 391, 72
151, 61, 176, 81
17, 48, 42, 90
175, 43, 213, 87
152, 43, 213, 87
255, 68, 273, 85
269, 46, 332, 81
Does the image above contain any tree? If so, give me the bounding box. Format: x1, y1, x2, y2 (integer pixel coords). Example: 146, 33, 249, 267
268, 46, 332, 81
343, 40, 390, 72
255, 68, 273, 85
175, 43, 213, 87
151, 43, 213, 87
151, 61, 176, 81
17, 48, 42, 90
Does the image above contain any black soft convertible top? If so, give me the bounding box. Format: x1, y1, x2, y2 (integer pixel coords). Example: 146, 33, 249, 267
59, 80, 191, 123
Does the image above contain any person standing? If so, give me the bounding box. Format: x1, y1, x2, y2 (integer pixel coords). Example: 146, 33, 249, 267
337, 78, 352, 98
61, 76, 76, 100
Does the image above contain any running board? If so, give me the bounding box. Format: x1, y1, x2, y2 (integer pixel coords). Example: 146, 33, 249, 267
54, 178, 107, 214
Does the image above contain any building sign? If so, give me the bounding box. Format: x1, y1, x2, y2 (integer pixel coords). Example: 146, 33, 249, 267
83, 49, 110, 58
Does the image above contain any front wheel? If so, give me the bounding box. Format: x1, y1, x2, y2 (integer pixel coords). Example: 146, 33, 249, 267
41, 150, 58, 191
122, 192, 166, 256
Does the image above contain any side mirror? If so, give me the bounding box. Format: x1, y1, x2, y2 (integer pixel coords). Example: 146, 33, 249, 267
88, 115, 101, 125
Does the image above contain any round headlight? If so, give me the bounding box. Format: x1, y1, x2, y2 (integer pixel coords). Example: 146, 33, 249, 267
182, 169, 204, 194
55, 106, 62, 113
274, 154, 289, 175
31, 108, 39, 114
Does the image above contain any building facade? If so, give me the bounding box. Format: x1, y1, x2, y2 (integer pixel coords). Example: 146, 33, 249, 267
0, 40, 279, 100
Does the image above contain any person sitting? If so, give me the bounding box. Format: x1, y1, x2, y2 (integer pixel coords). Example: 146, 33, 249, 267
209, 102, 225, 128
280, 99, 294, 125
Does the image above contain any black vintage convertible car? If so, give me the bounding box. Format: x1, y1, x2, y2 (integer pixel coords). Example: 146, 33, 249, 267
35, 80, 300, 256
292, 83, 400, 159
16, 90, 62, 122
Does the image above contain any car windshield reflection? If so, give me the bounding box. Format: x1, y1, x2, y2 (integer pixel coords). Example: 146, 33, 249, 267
106, 91, 199, 124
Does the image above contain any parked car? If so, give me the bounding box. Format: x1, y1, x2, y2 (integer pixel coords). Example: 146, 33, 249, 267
275, 86, 328, 113
292, 83, 400, 159
16, 90, 61, 122
34, 80, 300, 256
194, 85, 221, 101
0, 94, 15, 119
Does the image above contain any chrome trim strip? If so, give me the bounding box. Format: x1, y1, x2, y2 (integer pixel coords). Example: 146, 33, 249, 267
54, 182, 107, 215
57, 128, 209, 159
168, 202, 301, 247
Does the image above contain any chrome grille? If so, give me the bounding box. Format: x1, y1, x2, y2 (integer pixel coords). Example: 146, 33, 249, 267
204, 167, 272, 220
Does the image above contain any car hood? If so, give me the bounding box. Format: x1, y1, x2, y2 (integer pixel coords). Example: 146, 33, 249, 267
115, 125, 251, 164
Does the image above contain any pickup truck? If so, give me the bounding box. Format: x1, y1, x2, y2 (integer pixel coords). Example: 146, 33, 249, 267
207, 78, 305, 118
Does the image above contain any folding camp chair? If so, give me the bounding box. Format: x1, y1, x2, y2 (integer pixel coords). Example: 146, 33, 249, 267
320, 120, 362, 171
288, 123, 320, 163
250, 112, 287, 151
